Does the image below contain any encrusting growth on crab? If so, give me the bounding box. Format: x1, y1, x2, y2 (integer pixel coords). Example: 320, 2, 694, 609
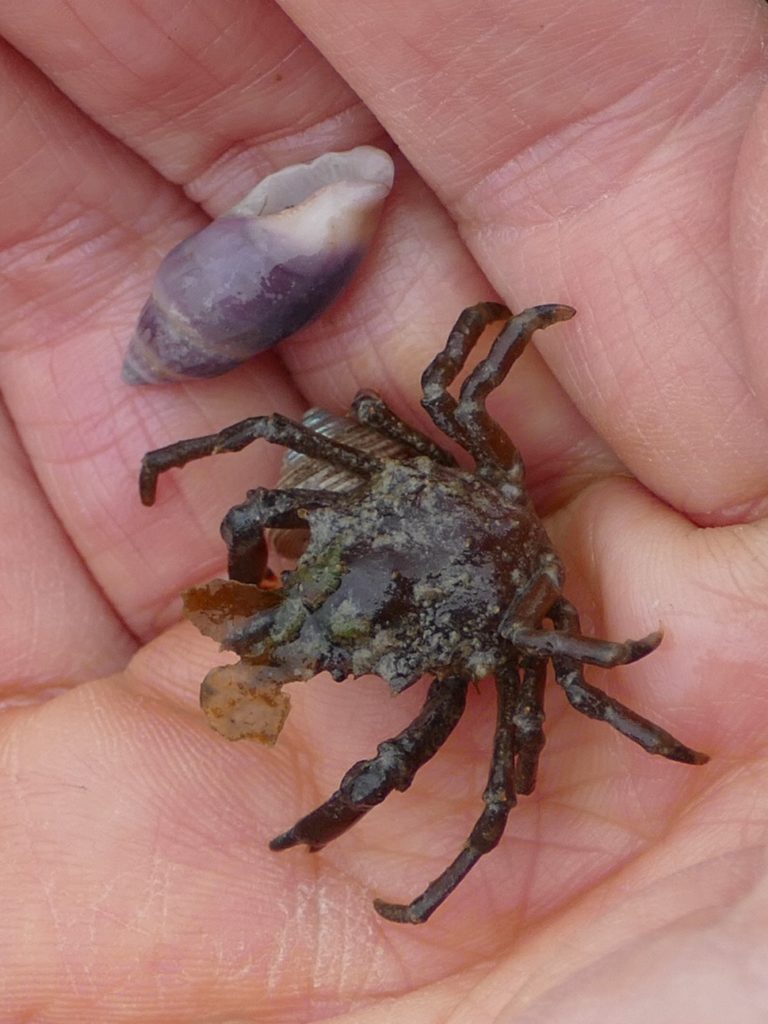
140, 302, 709, 924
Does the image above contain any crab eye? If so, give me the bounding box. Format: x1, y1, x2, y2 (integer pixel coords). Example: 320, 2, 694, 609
122, 146, 394, 384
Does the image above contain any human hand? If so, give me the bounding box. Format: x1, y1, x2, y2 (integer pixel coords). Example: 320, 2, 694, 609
1, 1, 766, 1020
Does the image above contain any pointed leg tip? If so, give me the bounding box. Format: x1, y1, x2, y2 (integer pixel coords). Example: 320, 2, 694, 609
629, 630, 664, 661
660, 739, 709, 765
270, 829, 326, 852
269, 831, 298, 852
373, 898, 421, 924
553, 303, 576, 321
673, 746, 710, 766
525, 303, 576, 327
138, 467, 158, 506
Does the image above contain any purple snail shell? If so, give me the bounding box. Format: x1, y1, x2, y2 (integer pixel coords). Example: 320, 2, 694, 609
122, 146, 395, 385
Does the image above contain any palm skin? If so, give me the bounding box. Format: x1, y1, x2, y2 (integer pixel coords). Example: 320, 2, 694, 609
1, 0, 767, 1020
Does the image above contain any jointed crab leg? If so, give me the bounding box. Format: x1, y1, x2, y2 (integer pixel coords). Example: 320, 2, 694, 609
509, 623, 662, 667
221, 486, 349, 584
549, 600, 709, 765
420, 303, 575, 478
502, 573, 661, 668
420, 301, 509, 451
139, 412, 383, 505
351, 390, 457, 466
455, 304, 576, 475
375, 671, 518, 925
270, 675, 468, 853
513, 656, 548, 795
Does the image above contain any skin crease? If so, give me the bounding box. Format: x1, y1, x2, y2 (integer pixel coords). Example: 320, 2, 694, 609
0, 0, 768, 1018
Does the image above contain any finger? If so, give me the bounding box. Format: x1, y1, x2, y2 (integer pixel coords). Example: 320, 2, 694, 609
278, 0, 768, 523
0, 671, 394, 1017
0, 16, 614, 640
733, 86, 768, 429
0, 0, 375, 193
0, 399, 134, 695
0, 39, 304, 639
279, 164, 617, 512
0, 0, 609, 494
548, 475, 768, 757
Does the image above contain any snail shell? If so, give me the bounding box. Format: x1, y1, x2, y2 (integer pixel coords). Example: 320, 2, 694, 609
123, 146, 394, 385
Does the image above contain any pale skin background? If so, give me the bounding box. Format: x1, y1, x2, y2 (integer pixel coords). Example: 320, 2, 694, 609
1, 0, 768, 1020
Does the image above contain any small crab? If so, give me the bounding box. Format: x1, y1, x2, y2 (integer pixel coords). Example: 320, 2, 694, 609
140, 302, 709, 924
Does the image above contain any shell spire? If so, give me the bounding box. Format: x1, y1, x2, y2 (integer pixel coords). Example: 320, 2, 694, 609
123, 146, 395, 385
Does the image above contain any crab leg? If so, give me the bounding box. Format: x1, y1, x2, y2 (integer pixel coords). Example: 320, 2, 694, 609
549, 599, 709, 765
501, 573, 660, 667
139, 412, 383, 505
351, 391, 457, 466
221, 486, 349, 584
420, 301, 509, 449
458, 305, 575, 475
513, 656, 548, 795
270, 675, 468, 853
421, 303, 575, 478
375, 671, 518, 925
509, 622, 662, 667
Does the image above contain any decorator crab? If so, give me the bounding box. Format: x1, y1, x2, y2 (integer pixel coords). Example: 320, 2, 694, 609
140, 302, 709, 924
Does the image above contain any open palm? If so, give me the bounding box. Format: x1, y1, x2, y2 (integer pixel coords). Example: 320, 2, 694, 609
2, 1, 767, 1020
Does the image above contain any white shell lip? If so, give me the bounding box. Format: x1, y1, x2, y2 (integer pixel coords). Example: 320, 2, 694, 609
122, 146, 395, 385
230, 146, 394, 218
